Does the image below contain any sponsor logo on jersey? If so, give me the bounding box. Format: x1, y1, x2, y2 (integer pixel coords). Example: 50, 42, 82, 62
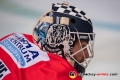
0, 59, 11, 80
0, 33, 50, 68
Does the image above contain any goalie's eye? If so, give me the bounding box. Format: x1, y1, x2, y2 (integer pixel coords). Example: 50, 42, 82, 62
82, 45, 86, 48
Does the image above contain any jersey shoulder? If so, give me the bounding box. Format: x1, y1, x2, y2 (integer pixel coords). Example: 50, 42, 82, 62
0, 33, 82, 80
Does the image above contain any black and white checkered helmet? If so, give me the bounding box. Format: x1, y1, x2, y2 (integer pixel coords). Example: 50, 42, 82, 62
33, 2, 95, 76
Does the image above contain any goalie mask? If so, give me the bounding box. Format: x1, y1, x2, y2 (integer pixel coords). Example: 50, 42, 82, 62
33, 2, 95, 77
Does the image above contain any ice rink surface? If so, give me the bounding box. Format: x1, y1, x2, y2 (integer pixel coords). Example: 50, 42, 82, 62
0, 0, 120, 80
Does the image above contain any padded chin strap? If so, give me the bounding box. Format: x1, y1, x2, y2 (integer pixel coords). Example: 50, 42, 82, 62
74, 62, 85, 77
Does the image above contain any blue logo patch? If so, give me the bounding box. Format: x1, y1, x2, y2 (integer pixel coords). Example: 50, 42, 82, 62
35, 22, 50, 43
0, 39, 25, 66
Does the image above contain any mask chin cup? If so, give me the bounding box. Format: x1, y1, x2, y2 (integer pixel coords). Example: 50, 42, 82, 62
66, 57, 85, 77
74, 61, 85, 77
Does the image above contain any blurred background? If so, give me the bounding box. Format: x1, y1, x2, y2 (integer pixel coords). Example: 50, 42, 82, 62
0, 0, 120, 80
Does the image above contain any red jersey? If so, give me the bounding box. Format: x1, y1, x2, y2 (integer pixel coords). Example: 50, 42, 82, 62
0, 33, 81, 80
